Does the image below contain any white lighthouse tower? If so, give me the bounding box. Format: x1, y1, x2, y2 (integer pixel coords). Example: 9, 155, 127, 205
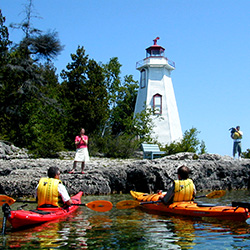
134, 37, 182, 145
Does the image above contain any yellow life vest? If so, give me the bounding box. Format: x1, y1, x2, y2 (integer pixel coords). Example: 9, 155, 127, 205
233, 132, 242, 140
173, 179, 194, 202
37, 177, 62, 207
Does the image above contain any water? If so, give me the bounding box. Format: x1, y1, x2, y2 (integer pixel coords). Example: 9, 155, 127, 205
1, 190, 250, 249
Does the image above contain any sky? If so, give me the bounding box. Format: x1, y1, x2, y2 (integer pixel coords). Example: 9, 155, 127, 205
1, 0, 249, 156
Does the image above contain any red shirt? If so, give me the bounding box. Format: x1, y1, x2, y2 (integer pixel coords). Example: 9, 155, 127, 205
75, 135, 88, 149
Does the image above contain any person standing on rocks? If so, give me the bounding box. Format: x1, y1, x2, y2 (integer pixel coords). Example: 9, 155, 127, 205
232, 126, 243, 160
37, 166, 72, 207
159, 165, 196, 204
69, 128, 89, 174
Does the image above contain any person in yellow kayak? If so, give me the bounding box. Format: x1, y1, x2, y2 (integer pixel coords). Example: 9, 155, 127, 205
36, 167, 73, 207
159, 165, 196, 204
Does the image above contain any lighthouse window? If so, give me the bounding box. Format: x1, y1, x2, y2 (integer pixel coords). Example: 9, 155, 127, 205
152, 49, 160, 56
140, 69, 146, 88
153, 94, 162, 115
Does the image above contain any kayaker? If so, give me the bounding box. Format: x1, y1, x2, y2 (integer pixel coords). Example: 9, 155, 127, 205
36, 166, 73, 207
232, 125, 243, 160
159, 165, 196, 204
69, 128, 90, 174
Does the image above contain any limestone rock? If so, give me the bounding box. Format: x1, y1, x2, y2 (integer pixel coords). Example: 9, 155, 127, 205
0, 141, 30, 160
0, 142, 250, 197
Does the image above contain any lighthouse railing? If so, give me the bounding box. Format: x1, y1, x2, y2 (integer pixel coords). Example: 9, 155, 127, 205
167, 59, 175, 68
136, 57, 175, 69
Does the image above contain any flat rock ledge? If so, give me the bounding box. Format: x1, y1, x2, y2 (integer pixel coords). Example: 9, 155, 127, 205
1, 154, 250, 198
0, 142, 250, 197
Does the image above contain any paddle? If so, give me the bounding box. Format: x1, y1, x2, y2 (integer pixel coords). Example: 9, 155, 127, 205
0, 195, 113, 212
1, 203, 11, 235
196, 190, 226, 199
116, 190, 226, 210
116, 200, 140, 210
82, 200, 113, 212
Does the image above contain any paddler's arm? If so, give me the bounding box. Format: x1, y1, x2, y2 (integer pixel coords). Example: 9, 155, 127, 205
159, 183, 175, 205
193, 184, 197, 200
35, 183, 39, 203
58, 184, 73, 206
65, 198, 73, 206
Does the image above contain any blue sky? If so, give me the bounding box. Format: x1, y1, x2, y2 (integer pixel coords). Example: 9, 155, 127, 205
1, 0, 249, 156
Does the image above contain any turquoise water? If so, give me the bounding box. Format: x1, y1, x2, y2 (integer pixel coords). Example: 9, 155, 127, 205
1, 190, 250, 249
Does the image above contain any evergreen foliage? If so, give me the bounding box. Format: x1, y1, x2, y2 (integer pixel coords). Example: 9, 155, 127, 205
60, 46, 109, 149
163, 127, 207, 155
0, 7, 65, 156
0, 10, 11, 65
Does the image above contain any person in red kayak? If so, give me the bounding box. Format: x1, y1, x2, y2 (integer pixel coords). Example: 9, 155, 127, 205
36, 167, 73, 207
159, 165, 196, 204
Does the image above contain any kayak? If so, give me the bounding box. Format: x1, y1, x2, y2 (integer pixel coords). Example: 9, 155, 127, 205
7, 191, 83, 229
130, 191, 250, 222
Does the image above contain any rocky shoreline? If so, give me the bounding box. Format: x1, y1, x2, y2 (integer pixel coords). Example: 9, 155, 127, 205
0, 141, 250, 197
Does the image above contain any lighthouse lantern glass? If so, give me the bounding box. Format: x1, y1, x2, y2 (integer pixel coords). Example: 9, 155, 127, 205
146, 48, 164, 58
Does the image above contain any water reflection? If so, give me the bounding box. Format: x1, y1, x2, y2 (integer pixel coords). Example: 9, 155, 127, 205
0, 191, 250, 249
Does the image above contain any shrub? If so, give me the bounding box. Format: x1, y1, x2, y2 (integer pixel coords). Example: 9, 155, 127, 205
163, 127, 207, 155
242, 149, 250, 159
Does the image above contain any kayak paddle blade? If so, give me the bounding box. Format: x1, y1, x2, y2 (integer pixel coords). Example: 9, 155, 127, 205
116, 200, 140, 209
0, 195, 16, 206
206, 190, 226, 199
86, 200, 113, 212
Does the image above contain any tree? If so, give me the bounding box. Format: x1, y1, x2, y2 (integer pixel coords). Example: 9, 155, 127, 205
101, 57, 122, 137
21, 31, 64, 61
103, 57, 122, 108
0, 10, 12, 141
0, 10, 11, 65
0, 31, 63, 146
22, 62, 66, 157
181, 127, 201, 152
163, 127, 207, 155
85, 59, 109, 132
60, 46, 109, 149
10, 0, 63, 61
110, 75, 138, 135
0, 1, 65, 154
10, 0, 41, 39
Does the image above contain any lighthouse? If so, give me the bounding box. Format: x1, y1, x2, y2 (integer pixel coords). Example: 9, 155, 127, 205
134, 37, 182, 145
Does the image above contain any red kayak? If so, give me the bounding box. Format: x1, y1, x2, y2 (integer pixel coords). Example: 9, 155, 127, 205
7, 191, 83, 229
